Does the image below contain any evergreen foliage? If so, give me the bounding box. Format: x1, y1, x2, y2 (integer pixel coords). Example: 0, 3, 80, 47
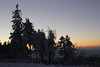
9, 4, 28, 59
23, 18, 36, 60
47, 27, 56, 47
36, 29, 48, 63
47, 28, 56, 64
58, 35, 76, 64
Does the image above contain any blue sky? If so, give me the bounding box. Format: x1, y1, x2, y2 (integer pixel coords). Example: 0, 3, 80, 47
0, 0, 100, 47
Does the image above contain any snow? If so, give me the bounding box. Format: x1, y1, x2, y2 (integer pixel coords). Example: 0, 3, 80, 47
0, 63, 80, 67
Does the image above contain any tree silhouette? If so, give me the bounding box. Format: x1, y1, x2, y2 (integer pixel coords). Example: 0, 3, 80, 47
58, 35, 76, 64
47, 28, 56, 47
47, 28, 56, 63
66, 35, 76, 64
36, 29, 48, 63
59, 36, 65, 47
9, 4, 27, 59
23, 18, 36, 60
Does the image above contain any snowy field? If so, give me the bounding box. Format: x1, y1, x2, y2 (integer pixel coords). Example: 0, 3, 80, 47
0, 63, 81, 67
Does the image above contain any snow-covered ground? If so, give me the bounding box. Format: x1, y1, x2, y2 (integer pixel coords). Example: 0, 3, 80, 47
0, 63, 80, 67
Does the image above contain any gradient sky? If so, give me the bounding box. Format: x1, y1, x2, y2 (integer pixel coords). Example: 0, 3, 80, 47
0, 0, 100, 47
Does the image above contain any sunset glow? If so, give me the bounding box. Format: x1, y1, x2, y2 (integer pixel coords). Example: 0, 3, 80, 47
0, 0, 100, 48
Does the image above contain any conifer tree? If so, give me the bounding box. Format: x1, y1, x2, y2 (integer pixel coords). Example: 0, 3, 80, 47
9, 4, 27, 59
36, 29, 48, 63
59, 35, 76, 64
65, 35, 76, 64
23, 18, 36, 60
47, 28, 56, 47
59, 36, 65, 47
47, 28, 56, 63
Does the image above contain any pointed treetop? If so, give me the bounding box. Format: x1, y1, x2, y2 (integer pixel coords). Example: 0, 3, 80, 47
66, 35, 68, 40
16, 4, 19, 9
26, 18, 30, 22
66, 35, 69, 40
59, 36, 65, 41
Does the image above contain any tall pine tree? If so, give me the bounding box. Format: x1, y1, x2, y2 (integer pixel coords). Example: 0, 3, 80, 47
23, 18, 36, 60
36, 29, 48, 63
47, 28, 56, 47
9, 4, 27, 59
47, 28, 56, 63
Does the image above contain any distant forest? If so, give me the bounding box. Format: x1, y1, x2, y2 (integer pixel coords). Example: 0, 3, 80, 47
0, 4, 100, 66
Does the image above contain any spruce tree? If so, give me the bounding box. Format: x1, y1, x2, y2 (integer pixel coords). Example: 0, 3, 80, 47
47, 28, 56, 47
9, 4, 27, 59
65, 35, 76, 64
59, 35, 76, 64
47, 28, 56, 63
36, 29, 48, 63
23, 18, 36, 60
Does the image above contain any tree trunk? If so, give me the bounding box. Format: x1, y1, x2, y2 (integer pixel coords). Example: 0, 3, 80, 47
36, 49, 37, 60
64, 47, 67, 63
30, 46, 31, 61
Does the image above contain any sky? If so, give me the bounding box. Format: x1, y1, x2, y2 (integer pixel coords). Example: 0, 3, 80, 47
0, 0, 100, 48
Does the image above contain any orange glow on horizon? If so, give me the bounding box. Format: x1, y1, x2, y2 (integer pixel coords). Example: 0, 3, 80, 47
0, 38, 100, 48
55, 39, 100, 48
76, 43, 100, 47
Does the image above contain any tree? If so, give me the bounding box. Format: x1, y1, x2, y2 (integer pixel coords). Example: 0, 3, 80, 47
47, 27, 56, 47
47, 28, 56, 63
36, 29, 48, 63
58, 36, 66, 63
23, 18, 36, 60
65, 35, 76, 64
59, 36, 65, 47
58, 35, 76, 64
9, 4, 27, 59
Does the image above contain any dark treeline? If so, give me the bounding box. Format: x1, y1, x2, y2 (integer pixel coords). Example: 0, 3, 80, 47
0, 4, 100, 66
